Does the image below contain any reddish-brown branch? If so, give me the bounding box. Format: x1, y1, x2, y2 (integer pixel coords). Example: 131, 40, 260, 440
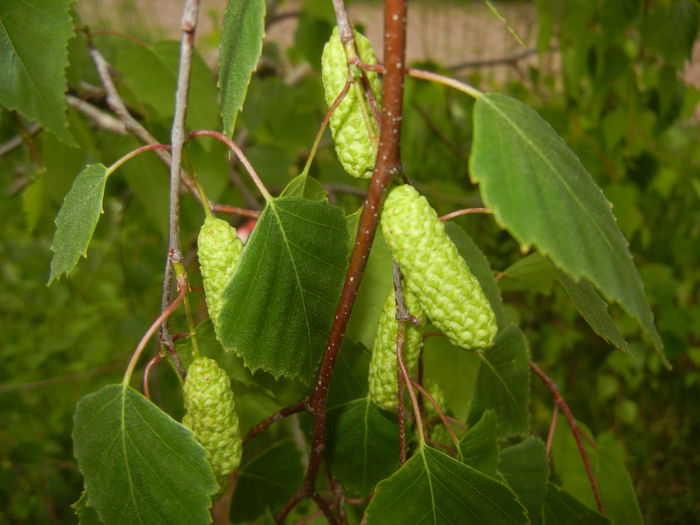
530, 361, 605, 514
143, 353, 163, 399
209, 203, 260, 219
546, 403, 559, 456
242, 401, 306, 444
411, 380, 460, 449
277, 0, 408, 520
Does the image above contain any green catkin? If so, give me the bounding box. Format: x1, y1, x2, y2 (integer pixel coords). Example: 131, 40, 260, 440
368, 288, 426, 411
183, 357, 242, 479
197, 216, 243, 331
321, 27, 382, 179
381, 184, 498, 350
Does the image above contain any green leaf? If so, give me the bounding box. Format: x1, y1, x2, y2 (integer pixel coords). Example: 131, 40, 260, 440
551, 425, 643, 525
459, 409, 499, 478
499, 437, 549, 519
230, 439, 304, 523
49, 164, 109, 284
470, 93, 664, 361
467, 325, 530, 439
543, 483, 611, 525
280, 173, 328, 201
641, 0, 699, 67
346, 228, 394, 350
72, 491, 103, 525
326, 398, 401, 497
22, 169, 47, 233
365, 445, 528, 524
557, 270, 629, 352
73, 385, 218, 525
446, 222, 507, 329
115, 41, 219, 131
219, 0, 266, 136
0, 0, 74, 143
219, 196, 348, 382
499, 253, 557, 294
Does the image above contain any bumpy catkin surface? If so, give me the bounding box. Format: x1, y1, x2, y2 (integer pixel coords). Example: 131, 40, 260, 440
368, 288, 426, 410
183, 357, 242, 478
381, 184, 497, 350
321, 27, 381, 179
197, 216, 243, 330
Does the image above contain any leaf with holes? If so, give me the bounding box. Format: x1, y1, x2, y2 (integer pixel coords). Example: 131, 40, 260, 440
219, 196, 348, 382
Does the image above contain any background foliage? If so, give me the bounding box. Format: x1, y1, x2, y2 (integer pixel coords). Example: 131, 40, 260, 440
1, 0, 698, 523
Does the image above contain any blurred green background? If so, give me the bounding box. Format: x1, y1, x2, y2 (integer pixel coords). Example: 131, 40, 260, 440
1, 0, 698, 522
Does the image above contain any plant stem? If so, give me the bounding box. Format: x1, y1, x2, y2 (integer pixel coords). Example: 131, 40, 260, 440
242, 401, 307, 444
122, 279, 187, 386
439, 207, 493, 221
530, 361, 605, 514
277, 1, 408, 521
106, 144, 172, 176
187, 130, 272, 202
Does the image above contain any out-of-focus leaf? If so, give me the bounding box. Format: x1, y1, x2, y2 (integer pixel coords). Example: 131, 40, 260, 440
543, 483, 611, 524
219, 0, 266, 135
499, 252, 557, 294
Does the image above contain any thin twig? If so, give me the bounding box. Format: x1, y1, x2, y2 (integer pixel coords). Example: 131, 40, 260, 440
242, 401, 307, 444
546, 403, 559, 457
143, 353, 163, 399
209, 203, 261, 219
123, 279, 187, 385
66, 95, 127, 134
439, 207, 493, 221
530, 361, 605, 514
0, 123, 41, 158
412, 380, 460, 452
277, 0, 408, 520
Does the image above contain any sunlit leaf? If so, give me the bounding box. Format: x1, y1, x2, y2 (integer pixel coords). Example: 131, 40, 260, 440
73, 385, 218, 525
219, 196, 348, 382
49, 164, 109, 284
470, 93, 664, 361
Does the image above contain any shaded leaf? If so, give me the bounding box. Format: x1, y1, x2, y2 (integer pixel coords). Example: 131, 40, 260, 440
499, 437, 549, 519
552, 425, 643, 525
22, 169, 47, 233
115, 41, 219, 130
326, 398, 401, 497
446, 222, 507, 329
73, 385, 218, 525
557, 270, 629, 352
219, 0, 266, 135
0, 0, 74, 142
230, 439, 304, 523
365, 445, 528, 524
459, 409, 499, 478
219, 197, 348, 382
467, 325, 530, 439
543, 483, 611, 525
470, 93, 664, 360
499, 253, 557, 294
49, 164, 109, 284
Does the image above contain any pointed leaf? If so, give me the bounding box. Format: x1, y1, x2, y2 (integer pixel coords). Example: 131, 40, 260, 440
499, 437, 549, 518
0, 0, 74, 142
467, 325, 530, 439
543, 483, 611, 525
219, 0, 266, 135
219, 197, 348, 382
365, 445, 528, 524
73, 385, 218, 525
230, 439, 304, 523
557, 270, 629, 352
49, 164, 109, 284
470, 93, 664, 360
499, 253, 557, 294
459, 409, 499, 478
